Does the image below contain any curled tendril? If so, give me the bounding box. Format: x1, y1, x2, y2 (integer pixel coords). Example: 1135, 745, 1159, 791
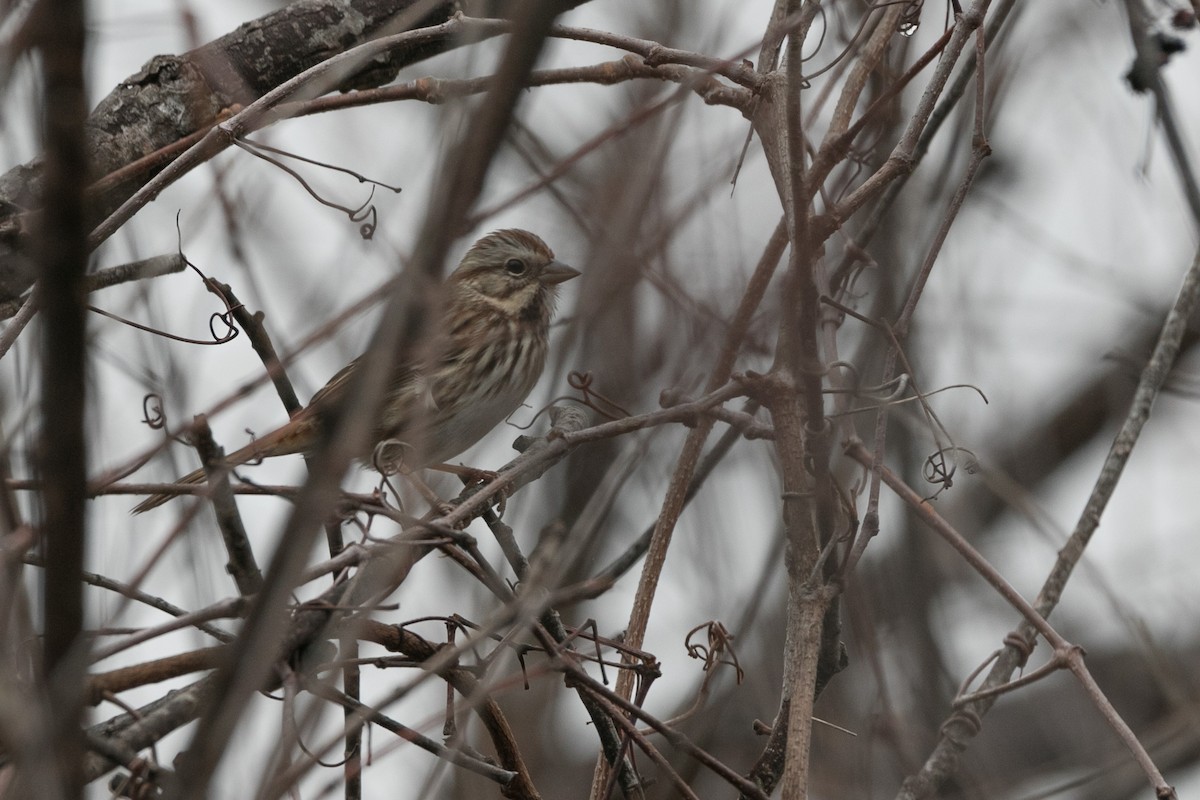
208, 306, 239, 343
141, 393, 166, 429
371, 438, 412, 476
351, 189, 379, 240
923, 449, 955, 494
234, 137, 400, 240
139, 391, 189, 446
364, 440, 408, 517
828, 379, 988, 419
864, 373, 910, 403
568, 371, 632, 419
506, 403, 545, 432
922, 446, 980, 500
89, 302, 239, 345
801, 0, 896, 83
826, 360, 861, 390
89, 213, 242, 346
800, 3, 828, 63
507, 370, 632, 431
290, 698, 349, 768
233, 430, 266, 467
684, 620, 745, 684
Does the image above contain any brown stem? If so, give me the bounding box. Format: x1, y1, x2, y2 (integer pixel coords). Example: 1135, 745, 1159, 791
607, 218, 786, 724
847, 441, 1179, 800
193, 417, 264, 596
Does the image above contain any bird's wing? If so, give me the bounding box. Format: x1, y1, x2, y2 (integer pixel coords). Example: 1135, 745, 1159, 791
306, 356, 360, 411
306, 354, 427, 414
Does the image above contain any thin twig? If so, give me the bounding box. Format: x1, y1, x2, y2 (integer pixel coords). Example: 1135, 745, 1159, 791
608, 218, 785, 725
0, 254, 186, 321
193, 416, 263, 596
0, 289, 38, 360
89, 597, 248, 664
894, 5, 1198, 796
303, 680, 518, 788
849, 441, 1180, 800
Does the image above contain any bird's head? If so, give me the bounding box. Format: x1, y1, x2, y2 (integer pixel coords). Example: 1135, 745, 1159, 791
450, 229, 579, 319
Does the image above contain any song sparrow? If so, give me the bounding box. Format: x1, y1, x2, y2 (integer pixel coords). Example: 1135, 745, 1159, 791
134, 229, 578, 513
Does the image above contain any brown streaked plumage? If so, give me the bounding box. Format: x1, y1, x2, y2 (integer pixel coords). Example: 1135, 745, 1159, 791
133, 229, 578, 513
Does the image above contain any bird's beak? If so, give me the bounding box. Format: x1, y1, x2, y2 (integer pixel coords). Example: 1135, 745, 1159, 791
541, 260, 581, 285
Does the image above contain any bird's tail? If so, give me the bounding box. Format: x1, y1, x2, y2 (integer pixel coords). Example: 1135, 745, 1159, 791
131, 416, 314, 514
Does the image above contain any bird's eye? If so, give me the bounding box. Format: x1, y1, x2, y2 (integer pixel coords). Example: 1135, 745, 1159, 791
504, 258, 527, 276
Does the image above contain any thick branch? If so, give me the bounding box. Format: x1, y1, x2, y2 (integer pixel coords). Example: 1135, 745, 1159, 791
0, 0, 591, 299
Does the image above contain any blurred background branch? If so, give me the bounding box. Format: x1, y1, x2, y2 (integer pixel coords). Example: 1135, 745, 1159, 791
0, 1, 1198, 798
